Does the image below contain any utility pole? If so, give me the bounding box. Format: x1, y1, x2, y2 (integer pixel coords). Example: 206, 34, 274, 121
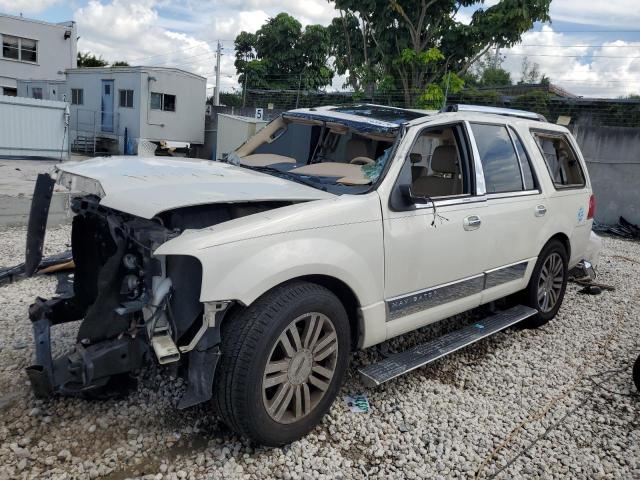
214, 40, 222, 106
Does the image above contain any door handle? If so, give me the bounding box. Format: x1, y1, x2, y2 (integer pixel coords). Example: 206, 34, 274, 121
463, 215, 481, 231
535, 204, 547, 217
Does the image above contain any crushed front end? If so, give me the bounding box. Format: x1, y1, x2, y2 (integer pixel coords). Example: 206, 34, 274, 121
25, 177, 229, 409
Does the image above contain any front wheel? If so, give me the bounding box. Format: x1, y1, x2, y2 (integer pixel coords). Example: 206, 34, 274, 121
213, 281, 350, 446
520, 239, 568, 329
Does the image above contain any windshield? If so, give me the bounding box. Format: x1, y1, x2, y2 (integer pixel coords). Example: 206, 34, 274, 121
227, 115, 399, 194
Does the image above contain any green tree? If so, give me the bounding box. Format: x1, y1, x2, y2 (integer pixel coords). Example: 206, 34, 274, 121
481, 67, 512, 87
111, 61, 130, 67
234, 13, 333, 92
328, 0, 551, 107
77, 51, 108, 67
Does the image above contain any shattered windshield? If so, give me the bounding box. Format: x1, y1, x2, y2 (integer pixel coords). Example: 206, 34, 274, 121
227, 114, 399, 194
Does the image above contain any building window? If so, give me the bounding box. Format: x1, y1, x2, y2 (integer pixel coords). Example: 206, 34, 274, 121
150, 92, 176, 112
31, 87, 43, 100
2, 87, 17, 97
2, 35, 37, 63
71, 88, 83, 105
119, 89, 133, 108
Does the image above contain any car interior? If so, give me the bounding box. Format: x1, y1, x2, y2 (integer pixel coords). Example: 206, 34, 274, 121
233, 116, 397, 186
534, 134, 585, 187
408, 126, 466, 198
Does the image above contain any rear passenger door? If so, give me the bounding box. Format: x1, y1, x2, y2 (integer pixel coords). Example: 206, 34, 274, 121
468, 122, 548, 304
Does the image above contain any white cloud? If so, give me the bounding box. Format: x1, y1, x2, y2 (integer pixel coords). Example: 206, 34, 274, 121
550, 0, 640, 28
500, 26, 640, 97
0, 0, 61, 14
74, 0, 218, 89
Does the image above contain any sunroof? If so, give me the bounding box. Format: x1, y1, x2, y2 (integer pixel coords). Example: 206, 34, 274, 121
331, 104, 427, 124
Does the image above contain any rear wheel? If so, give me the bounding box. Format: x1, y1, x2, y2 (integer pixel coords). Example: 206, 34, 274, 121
213, 281, 350, 446
520, 239, 568, 328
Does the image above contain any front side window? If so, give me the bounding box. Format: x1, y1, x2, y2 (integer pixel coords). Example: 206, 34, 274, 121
471, 123, 524, 194
71, 88, 83, 105
31, 87, 43, 100
532, 132, 586, 188
407, 123, 471, 198
119, 89, 133, 108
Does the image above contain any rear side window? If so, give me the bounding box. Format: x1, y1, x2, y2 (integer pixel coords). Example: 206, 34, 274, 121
532, 132, 585, 188
511, 130, 536, 190
470, 123, 523, 193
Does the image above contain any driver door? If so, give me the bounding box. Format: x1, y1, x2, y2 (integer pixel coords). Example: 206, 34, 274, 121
381, 121, 489, 339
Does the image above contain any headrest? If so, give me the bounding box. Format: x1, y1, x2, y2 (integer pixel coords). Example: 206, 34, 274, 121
409, 152, 422, 164
346, 137, 369, 159
431, 145, 458, 174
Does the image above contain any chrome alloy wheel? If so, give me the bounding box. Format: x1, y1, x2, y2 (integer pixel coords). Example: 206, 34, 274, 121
262, 312, 338, 424
537, 252, 564, 312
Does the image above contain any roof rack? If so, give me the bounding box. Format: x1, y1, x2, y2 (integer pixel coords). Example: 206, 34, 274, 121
444, 104, 547, 122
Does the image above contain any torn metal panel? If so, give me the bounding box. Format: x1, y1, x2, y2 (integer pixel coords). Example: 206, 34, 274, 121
25, 173, 55, 276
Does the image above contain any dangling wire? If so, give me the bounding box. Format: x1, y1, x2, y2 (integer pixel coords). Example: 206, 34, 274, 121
425, 196, 449, 227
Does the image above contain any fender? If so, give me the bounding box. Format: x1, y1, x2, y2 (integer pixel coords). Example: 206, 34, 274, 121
154, 193, 385, 308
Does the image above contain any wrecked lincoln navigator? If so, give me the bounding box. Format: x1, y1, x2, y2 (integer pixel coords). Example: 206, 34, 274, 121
26, 104, 601, 446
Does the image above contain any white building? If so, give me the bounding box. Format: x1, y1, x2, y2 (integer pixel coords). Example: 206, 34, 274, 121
0, 13, 77, 97
65, 66, 206, 154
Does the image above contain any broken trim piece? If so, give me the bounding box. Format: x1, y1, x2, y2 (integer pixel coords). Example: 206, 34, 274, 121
25, 173, 55, 276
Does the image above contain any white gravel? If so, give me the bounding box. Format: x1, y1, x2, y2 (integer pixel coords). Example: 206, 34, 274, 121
0, 226, 639, 479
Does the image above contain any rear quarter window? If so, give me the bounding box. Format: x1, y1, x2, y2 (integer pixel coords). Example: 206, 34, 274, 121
531, 131, 586, 189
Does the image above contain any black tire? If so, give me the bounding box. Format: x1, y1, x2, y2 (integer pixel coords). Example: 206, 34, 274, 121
633, 355, 640, 392
213, 281, 350, 446
520, 239, 569, 329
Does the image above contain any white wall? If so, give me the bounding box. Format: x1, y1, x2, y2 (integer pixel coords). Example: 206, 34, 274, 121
0, 95, 69, 158
139, 69, 206, 144
0, 14, 77, 92
66, 69, 142, 140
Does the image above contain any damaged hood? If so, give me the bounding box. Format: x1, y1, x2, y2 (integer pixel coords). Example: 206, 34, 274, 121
56, 156, 334, 219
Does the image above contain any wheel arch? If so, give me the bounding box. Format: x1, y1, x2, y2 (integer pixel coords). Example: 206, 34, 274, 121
228, 274, 362, 351
546, 232, 571, 260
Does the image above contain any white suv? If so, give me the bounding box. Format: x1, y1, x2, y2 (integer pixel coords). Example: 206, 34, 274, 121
26, 104, 601, 446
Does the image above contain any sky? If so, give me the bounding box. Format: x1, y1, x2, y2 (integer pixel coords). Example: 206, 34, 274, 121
1, 0, 640, 98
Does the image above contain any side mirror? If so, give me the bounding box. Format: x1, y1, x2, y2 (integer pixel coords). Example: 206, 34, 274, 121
400, 184, 431, 205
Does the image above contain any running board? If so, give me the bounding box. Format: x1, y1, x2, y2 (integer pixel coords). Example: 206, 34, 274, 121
359, 304, 537, 387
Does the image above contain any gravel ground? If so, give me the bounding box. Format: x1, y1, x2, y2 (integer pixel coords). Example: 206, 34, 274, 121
0, 225, 639, 480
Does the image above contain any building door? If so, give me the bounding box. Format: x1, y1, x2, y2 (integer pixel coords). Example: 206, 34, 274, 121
101, 80, 114, 132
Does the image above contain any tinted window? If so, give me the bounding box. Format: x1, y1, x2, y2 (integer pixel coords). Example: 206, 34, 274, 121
511, 130, 536, 190
471, 123, 523, 193
532, 132, 586, 188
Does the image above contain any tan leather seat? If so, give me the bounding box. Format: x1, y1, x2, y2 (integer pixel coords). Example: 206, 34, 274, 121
411, 145, 462, 197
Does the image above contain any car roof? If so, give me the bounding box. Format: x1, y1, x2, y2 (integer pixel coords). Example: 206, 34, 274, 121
287, 103, 563, 133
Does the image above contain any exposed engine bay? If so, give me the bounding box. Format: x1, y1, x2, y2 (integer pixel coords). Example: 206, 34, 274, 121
26, 174, 293, 408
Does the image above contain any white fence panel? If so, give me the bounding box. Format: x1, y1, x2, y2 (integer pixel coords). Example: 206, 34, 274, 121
0, 95, 69, 158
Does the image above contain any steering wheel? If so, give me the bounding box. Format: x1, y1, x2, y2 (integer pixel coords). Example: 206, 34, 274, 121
350, 156, 376, 166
